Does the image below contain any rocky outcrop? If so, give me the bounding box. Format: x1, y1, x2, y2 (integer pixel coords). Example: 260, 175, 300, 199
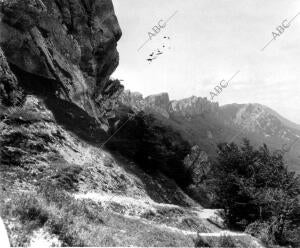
0, 0, 122, 121
120, 91, 219, 120
119, 90, 145, 111
144, 93, 170, 118
184, 146, 210, 185
0, 47, 24, 106
145, 93, 170, 110
170, 96, 219, 118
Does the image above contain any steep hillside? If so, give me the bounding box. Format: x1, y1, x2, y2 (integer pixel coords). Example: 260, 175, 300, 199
0, 95, 263, 247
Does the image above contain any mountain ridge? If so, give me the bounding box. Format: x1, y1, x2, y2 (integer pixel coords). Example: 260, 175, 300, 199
122, 90, 300, 128
121, 90, 300, 173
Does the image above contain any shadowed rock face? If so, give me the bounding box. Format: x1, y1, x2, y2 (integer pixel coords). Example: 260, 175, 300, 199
0, 0, 122, 118
0, 47, 24, 106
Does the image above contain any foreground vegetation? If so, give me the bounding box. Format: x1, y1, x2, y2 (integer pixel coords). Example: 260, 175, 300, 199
195, 234, 237, 247
211, 140, 300, 247
0, 183, 196, 247
1, 105, 299, 247
1, 183, 104, 246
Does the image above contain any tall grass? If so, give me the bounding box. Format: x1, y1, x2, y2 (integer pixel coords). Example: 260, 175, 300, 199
1, 183, 104, 246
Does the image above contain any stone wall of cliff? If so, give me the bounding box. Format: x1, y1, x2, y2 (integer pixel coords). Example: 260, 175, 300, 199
0, 0, 123, 124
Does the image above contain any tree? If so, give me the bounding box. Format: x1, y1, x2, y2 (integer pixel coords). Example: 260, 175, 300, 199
212, 139, 300, 246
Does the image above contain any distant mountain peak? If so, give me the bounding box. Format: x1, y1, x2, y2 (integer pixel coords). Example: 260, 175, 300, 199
170, 96, 218, 117
120, 90, 219, 118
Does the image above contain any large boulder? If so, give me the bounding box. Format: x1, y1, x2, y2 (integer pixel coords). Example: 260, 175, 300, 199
0, 0, 122, 119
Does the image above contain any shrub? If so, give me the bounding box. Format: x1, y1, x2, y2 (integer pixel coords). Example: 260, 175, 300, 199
246, 221, 274, 245
48, 164, 83, 192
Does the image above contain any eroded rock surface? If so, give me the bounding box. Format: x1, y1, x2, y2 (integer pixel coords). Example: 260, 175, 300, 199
184, 145, 210, 185
0, 0, 122, 121
0, 47, 24, 106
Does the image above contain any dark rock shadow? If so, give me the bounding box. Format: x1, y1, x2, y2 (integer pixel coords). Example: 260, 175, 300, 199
10, 63, 108, 146
110, 151, 195, 207
44, 97, 108, 146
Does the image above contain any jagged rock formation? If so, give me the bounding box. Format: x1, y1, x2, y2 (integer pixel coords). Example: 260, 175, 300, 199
184, 145, 210, 185
170, 96, 219, 118
0, 0, 123, 123
144, 92, 170, 118
120, 90, 219, 119
119, 89, 145, 111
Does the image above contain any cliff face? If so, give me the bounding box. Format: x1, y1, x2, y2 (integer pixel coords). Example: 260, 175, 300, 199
0, 47, 24, 106
0, 0, 122, 121
144, 93, 170, 118
119, 90, 145, 111
145, 93, 170, 110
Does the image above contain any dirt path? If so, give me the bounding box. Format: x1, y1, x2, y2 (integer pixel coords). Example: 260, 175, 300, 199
0, 216, 10, 248
74, 192, 264, 248
29, 228, 61, 247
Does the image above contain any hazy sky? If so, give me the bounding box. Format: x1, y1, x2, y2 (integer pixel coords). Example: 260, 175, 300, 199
112, 0, 300, 124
